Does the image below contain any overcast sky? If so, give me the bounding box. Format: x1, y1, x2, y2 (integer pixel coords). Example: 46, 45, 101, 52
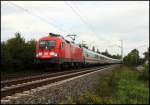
1, 1, 149, 57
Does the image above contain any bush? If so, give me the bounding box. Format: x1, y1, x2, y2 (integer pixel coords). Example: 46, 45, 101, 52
116, 67, 149, 104
78, 92, 102, 104
77, 66, 149, 104
139, 64, 149, 81
1, 32, 36, 73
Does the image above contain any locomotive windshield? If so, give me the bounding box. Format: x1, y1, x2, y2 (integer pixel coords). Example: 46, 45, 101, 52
39, 40, 56, 49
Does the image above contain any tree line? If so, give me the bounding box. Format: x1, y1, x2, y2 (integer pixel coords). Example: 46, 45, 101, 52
123, 48, 149, 66
100, 49, 121, 59
1, 32, 36, 71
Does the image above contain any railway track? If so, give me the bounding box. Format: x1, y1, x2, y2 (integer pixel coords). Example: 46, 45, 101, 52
1, 65, 115, 98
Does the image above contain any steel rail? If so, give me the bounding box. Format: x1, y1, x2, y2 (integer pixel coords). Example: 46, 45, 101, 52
1, 66, 114, 98
1, 66, 104, 88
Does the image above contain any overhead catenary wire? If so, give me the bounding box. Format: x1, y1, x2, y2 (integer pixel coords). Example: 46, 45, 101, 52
6, 1, 68, 34
23, 2, 71, 35
64, 1, 96, 36
70, 1, 97, 34
72, 2, 126, 51
64, 1, 103, 50
66, 1, 122, 53
69, 2, 114, 41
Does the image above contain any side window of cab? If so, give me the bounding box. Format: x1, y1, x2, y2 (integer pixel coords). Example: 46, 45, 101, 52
60, 42, 65, 49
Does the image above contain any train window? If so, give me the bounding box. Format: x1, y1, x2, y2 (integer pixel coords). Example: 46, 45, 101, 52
60, 42, 65, 49
39, 40, 56, 49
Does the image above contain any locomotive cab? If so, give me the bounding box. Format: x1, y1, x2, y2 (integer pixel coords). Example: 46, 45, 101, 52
35, 33, 64, 64
37, 40, 57, 58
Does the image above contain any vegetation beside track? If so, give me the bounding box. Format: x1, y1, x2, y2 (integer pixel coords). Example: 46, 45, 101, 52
1, 33, 36, 74
63, 65, 149, 104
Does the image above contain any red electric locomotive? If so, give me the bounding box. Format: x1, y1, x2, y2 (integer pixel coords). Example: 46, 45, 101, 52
35, 33, 84, 69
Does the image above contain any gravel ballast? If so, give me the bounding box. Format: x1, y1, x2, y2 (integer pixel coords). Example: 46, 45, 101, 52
1, 65, 120, 104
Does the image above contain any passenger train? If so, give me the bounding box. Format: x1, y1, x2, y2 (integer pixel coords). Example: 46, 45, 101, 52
35, 33, 122, 69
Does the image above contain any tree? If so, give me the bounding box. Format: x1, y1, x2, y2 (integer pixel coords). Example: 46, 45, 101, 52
111, 54, 121, 59
23, 39, 36, 68
101, 49, 111, 57
1, 42, 13, 70
123, 49, 140, 66
143, 47, 149, 63
6, 32, 26, 69
1, 32, 36, 71
100, 49, 121, 59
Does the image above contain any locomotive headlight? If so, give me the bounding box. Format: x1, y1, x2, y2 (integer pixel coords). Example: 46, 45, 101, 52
36, 53, 39, 57
38, 52, 42, 56
50, 52, 58, 57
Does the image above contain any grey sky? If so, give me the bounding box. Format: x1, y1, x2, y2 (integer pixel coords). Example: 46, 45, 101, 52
1, 1, 149, 57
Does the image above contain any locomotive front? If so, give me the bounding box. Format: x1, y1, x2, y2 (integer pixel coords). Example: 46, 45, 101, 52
36, 40, 58, 58
35, 34, 62, 64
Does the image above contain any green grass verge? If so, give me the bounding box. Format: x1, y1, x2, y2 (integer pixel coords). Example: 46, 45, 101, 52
66, 65, 149, 104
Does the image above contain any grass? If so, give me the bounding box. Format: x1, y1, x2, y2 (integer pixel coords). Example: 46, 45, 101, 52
66, 65, 149, 104
114, 66, 149, 104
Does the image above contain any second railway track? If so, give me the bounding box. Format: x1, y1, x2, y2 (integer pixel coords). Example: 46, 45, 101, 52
1, 65, 114, 98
